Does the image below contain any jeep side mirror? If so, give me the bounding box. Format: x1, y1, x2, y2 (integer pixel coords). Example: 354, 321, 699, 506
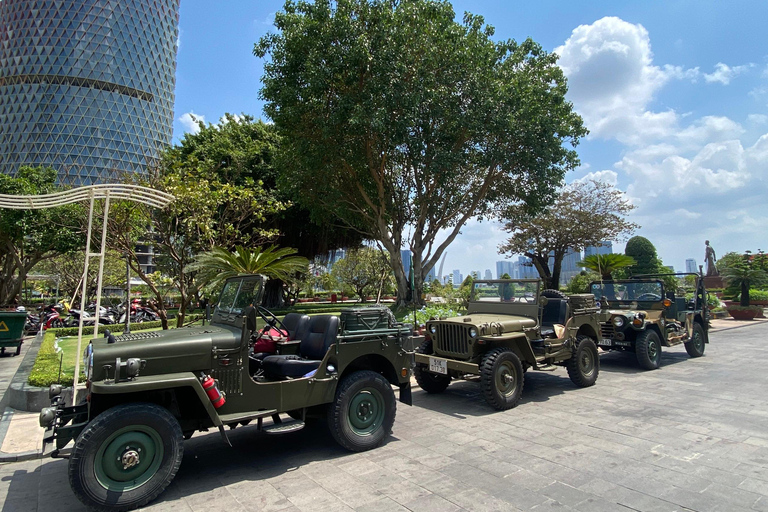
243, 306, 257, 332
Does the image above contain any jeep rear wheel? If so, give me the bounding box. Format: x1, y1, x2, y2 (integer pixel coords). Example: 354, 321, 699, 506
414, 339, 451, 394
328, 370, 396, 452
480, 349, 524, 410
684, 322, 706, 358
636, 330, 662, 370
566, 335, 599, 387
69, 403, 183, 511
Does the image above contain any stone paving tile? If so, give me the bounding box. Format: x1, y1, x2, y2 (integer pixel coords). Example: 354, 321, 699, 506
2, 323, 768, 511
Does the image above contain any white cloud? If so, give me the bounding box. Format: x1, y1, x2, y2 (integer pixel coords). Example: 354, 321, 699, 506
703, 62, 753, 85
748, 114, 768, 125
554, 17, 696, 145
179, 112, 205, 134
573, 169, 618, 186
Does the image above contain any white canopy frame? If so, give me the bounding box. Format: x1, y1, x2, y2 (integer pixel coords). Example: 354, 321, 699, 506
0, 184, 174, 398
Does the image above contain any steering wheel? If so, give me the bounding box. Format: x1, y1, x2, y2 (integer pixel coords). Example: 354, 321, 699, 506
257, 306, 288, 337
636, 293, 661, 301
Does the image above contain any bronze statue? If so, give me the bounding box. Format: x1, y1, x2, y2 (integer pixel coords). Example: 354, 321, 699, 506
705, 240, 718, 276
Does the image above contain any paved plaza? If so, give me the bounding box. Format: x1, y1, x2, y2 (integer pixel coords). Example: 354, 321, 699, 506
1, 321, 767, 511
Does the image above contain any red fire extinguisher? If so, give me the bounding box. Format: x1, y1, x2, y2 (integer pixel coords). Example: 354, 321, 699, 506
201, 375, 226, 409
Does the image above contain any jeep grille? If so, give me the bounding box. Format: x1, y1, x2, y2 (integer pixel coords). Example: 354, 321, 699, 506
434, 323, 471, 358
600, 322, 615, 339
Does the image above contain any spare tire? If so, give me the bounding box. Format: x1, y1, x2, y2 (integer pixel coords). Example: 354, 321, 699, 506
541, 289, 567, 299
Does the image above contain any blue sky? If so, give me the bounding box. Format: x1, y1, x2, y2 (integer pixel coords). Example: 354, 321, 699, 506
173, 0, 768, 278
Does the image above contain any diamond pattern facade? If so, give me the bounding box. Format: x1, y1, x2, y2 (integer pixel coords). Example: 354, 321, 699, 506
0, 0, 179, 185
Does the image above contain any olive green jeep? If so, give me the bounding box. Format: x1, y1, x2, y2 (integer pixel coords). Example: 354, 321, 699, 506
40, 275, 414, 511
591, 273, 709, 370
413, 279, 601, 410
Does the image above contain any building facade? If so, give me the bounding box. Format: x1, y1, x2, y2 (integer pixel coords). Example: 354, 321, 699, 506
685, 258, 697, 273
0, 0, 180, 184
584, 241, 613, 258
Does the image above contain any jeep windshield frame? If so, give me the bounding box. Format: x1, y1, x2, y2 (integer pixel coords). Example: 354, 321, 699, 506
470, 279, 541, 304
215, 276, 265, 316
590, 279, 665, 304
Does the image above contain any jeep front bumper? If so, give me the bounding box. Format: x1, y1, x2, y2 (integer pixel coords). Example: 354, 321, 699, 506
40, 397, 89, 457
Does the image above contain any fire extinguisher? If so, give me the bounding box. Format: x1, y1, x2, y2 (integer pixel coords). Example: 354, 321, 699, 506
200, 374, 226, 409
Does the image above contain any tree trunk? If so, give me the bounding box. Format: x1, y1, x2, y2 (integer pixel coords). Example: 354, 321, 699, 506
263, 279, 285, 309
741, 282, 750, 307
529, 253, 553, 288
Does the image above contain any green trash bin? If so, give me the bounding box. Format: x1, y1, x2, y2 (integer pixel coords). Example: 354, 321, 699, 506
0, 312, 27, 356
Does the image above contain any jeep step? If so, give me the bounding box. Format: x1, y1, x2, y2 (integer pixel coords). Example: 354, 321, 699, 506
535, 364, 558, 372
264, 419, 305, 435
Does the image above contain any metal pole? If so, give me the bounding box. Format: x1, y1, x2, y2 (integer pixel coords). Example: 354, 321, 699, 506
125, 253, 131, 334
73, 190, 95, 398
91, 190, 110, 340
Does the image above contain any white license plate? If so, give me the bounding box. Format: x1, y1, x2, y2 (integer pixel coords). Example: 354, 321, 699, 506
429, 357, 447, 375
600, 339, 612, 347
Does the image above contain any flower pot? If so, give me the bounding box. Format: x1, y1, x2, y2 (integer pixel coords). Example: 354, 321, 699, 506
727, 308, 760, 320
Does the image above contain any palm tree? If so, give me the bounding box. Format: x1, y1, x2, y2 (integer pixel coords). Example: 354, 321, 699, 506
722, 258, 767, 307
186, 245, 309, 292
577, 254, 636, 280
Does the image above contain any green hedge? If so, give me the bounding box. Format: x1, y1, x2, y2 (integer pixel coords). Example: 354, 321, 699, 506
28, 331, 83, 387
45, 315, 204, 338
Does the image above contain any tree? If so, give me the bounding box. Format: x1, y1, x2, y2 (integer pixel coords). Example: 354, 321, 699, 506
36, 250, 126, 301
624, 236, 661, 276
0, 167, 84, 305
186, 245, 309, 297
331, 247, 393, 302
256, 0, 586, 306
566, 270, 601, 294
722, 253, 768, 307
578, 254, 636, 280
499, 180, 638, 289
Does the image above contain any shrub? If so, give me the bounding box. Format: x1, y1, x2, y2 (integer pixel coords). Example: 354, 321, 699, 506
412, 305, 461, 327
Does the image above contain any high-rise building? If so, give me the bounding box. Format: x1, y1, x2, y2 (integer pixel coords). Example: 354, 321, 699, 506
552, 248, 582, 286
515, 256, 538, 279
685, 258, 697, 273
401, 249, 413, 279
484, 269, 492, 280
496, 260, 514, 279
0, 0, 180, 184
584, 241, 613, 258
452, 269, 462, 287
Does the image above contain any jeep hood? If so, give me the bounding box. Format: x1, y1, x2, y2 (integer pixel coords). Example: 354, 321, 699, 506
431, 314, 537, 332
90, 325, 240, 380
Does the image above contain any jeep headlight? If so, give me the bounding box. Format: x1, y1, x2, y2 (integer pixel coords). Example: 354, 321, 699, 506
429, 325, 437, 334
469, 327, 477, 338
612, 316, 626, 328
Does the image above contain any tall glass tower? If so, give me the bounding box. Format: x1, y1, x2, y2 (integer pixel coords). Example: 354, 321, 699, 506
0, 0, 180, 184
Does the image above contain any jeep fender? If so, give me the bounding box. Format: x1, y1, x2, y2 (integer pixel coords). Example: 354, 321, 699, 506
89, 372, 223, 427
484, 333, 537, 366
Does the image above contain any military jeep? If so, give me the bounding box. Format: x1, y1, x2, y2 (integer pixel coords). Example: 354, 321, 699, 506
40, 275, 414, 511
591, 273, 709, 370
413, 279, 601, 410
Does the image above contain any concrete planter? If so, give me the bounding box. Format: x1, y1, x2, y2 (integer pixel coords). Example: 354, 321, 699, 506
727, 307, 761, 321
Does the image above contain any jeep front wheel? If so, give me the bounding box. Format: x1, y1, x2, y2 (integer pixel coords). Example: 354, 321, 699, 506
480, 348, 524, 410
636, 330, 662, 370
414, 339, 451, 394
69, 403, 183, 511
328, 370, 396, 452
684, 322, 706, 358
566, 335, 599, 387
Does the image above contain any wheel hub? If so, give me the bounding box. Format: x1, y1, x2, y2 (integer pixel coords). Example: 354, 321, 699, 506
121, 449, 141, 470
348, 388, 385, 436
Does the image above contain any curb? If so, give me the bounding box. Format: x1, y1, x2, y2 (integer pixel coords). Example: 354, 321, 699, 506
0, 408, 44, 463
5, 332, 55, 413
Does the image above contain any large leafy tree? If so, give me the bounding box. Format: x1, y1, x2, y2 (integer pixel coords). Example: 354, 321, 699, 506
255, 0, 586, 306
578, 254, 636, 280
499, 180, 638, 289
331, 246, 393, 302
0, 167, 84, 305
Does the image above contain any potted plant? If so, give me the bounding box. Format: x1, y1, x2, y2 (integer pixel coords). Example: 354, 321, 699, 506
722, 253, 767, 320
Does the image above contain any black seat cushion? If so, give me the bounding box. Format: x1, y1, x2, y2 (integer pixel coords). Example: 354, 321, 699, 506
541, 299, 568, 326
262, 315, 339, 379
282, 313, 310, 340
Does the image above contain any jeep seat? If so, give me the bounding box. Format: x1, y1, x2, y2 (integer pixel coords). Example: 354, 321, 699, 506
262, 315, 339, 379
282, 312, 311, 341
541, 299, 568, 337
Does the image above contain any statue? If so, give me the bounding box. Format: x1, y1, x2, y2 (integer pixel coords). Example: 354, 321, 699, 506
705, 240, 718, 276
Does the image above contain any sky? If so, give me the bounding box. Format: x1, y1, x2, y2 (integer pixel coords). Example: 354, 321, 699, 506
173, 0, 768, 278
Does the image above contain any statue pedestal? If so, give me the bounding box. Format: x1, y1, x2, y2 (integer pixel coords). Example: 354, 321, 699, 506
703, 276, 725, 290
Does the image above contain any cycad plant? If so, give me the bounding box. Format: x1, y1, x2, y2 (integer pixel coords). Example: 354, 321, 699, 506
577, 254, 636, 280
722, 255, 768, 307
186, 245, 309, 292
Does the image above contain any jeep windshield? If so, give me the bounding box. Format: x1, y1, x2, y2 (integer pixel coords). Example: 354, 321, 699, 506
471, 280, 540, 303
590, 280, 664, 303
216, 277, 263, 314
